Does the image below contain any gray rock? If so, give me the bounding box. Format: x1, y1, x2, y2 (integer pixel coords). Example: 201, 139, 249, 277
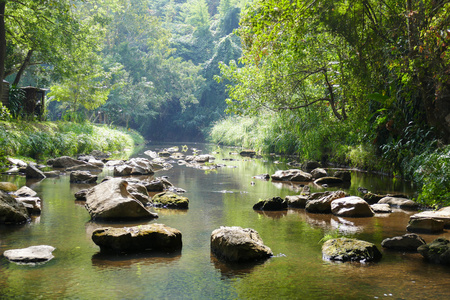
271, 169, 312, 182
240, 150, 256, 157
127, 157, 154, 175
333, 170, 352, 182
363, 192, 386, 204
126, 182, 150, 205
25, 164, 46, 179
322, 238, 382, 262
51, 156, 87, 168
370, 203, 392, 213
13, 186, 37, 197
85, 178, 158, 220
210, 226, 273, 262
378, 197, 419, 210
314, 177, 344, 185
145, 178, 173, 192
43, 170, 61, 177
331, 196, 374, 217
310, 168, 328, 179
3, 245, 55, 264
7, 157, 27, 168
410, 207, 450, 228
407, 217, 445, 233
16, 196, 41, 214
69, 171, 98, 184
74, 189, 89, 201
253, 196, 288, 211
305, 191, 347, 214
113, 164, 133, 176
66, 163, 102, 172
286, 195, 309, 208
381, 233, 426, 251
0, 190, 30, 224
92, 224, 182, 253
418, 238, 450, 265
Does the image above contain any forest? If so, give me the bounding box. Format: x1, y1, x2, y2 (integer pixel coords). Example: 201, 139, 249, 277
0, 0, 449, 206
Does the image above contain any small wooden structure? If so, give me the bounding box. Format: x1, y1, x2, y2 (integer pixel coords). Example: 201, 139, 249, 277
21, 86, 46, 117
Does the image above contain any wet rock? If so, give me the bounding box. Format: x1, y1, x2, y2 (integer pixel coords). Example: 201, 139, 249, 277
0, 190, 30, 224
314, 177, 344, 185
25, 164, 46, 179
253, 173, 270, 180
7, 157, 27, 168
240, 150, 256, 157
51, 156, 87, 168
126, 157, 154, 175
126, 182, 150, 205
43, 170, 61, 177
305, 191, 347, 214
410, 207, 450, 228
85, 178, 158, 220
13, 186, 37, 197
311, 168, 327, 179
253, 196, 288, 211
158, 151, 171, 157
92, 224, 182, 253
16, 196, 41, 214
151, 191, 189, 209
185, 154, 213, 163
378, 197, 419, 210
210, 226, 273, 262
0, 182, 18, 192
74, 189, 89, 201
70, 171, 98, 184
331, 196, 374, 217
3, 245, 55, 264
271, 169, 312, 182
418, 238, 450, 265
406, 217, 444, 233
113, 164, 133, 176
302, 161, 321, 171
363, 192, 386, 204
381, 233, 426, 251
90, 150, 110, 160
145, 178, 173, 192
66, 163, 102, 172
322, 238, 382, 262
286, 195, 309, 208
333, 170, 352, 182
370, 203, 392, 213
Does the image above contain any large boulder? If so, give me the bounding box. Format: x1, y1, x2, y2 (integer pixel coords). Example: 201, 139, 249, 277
127, 157, 154, 175
381, 233, 426, 251
25, 164, 46, 179
85, 178, 158, 220
13, 186, 37, 197
410, 207, 450, 228
322, 238, 382, 262
210, 226, 273, 262
253, 196, 287, 211
363, 192, 386, 204
406, 217, 444, 233
3, 245, 55, 264
0, 182, 18, 192
418, 238, 450, 265
378, 196, 419, 210
51, 156, 87, 168
286, 195, 309, 208
370, 203, 392, 214
66, 163, 102, 172
113, 165, 133, 176
92, 224, 182, 253
145, 178, 173, 192
331, 196, 374, 217
151, 192, 189, 209
126, 182, 150, 205
310, 168, 327, 179
305, 191, 347, 214
271, 169, 312, 182
69, 171, 98, 184
16, 196, 41, 215
0, 191, 30, 224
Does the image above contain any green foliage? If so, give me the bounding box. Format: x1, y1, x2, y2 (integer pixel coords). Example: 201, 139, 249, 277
7, 87, 25, 118
0, 102, 11, 121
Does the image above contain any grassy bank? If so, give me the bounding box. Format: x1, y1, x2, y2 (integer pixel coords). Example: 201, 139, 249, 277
208, 113, 450, 208
0, 120, 145, 164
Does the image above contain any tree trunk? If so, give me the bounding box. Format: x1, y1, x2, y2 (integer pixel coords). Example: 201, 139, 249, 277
0, 1, 6, 101
13, 49, 33, 86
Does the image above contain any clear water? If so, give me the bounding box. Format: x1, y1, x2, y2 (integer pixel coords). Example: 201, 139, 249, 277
1, 143, 450, 299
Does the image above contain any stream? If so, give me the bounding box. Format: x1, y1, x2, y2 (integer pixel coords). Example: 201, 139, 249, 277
1, 142, 450, 299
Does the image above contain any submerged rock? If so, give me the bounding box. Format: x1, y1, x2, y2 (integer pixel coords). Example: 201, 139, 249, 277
322, 238, 382, 262
381, 233, 426, 251
253, 196, 287, 211
418, 238, 450, 265
3, 245, 55, 264
92, 224, 182, 253
410, 207, 450, 228
210, 226, 273, 262
285, 195, 309, 208
314, 177, 344, 185
363, 192, 386, 204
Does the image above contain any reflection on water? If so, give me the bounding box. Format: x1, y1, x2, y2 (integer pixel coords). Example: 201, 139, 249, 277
1, 142, 450, 299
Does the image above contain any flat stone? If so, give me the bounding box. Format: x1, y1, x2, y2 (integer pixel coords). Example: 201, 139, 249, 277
314, 177, 344, 185
378, 196, 419, 210
370, 203, 392, 213
271, 169, 312, 182
410, 207, 450, 228
151, 191, 189, 209
3, 245, 55, 264
407, 217, 444, 233
381, 233, 426, 251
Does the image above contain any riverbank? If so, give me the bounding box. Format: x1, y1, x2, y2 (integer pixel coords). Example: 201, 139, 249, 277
0, 120, 145, 166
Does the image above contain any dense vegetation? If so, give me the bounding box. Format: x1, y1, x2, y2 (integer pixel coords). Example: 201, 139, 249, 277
0, 0, 449, 206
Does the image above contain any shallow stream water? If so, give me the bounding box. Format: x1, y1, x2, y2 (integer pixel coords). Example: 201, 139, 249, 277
1, 143, 450, 299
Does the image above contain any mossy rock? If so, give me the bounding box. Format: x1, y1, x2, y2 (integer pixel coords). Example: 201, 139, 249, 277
0, 182, 18, 192
322, 238, 382, 262
253, 196, 287, 211
152, 192, 189, 209
418, 238, 450, 265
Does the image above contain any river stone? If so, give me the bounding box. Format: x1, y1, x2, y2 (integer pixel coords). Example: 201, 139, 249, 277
314, 177, 344, 185
13, 186, 37, 197
7, 157, 27, 167
305, 191, 347, 214
210, 226, 273, 262
126, 182, 150, 205
51, 156, 87, 168
158, 151, 171, 157
16, 196, 41, 214
322, 238, 382, 262
240, 150, 256, 157
331, 196, 374, 217
286, 195, 309, 208
74, 189, 89, 201
381, 233, 426, 251
66, 163, 102, 172
410, 207, 450, 228
113, 164, 133, 176
253, 196, 288, 211
271, 169, 312, 182
70, 171, 98, 184
3, 245, 55, 264
0, 190, 30, 224
378, 196, 419, 210
0, 182, 18, 192
151, 191, 189, 209
418, 238, 450, 265
43, 170, 61, 177
310, 168, 327, 179
25, 164, 46, 179
126, 157, 154, 175
333, 170, 352, 182
363, 192, 386, 204
145, 177, 173, 192
92, 224, 182, 253
370, 203, 392, 213
85, 178, 158, 220
406, 217, 444, 233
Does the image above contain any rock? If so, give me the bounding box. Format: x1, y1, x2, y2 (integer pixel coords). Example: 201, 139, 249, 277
0, 190, 30, 224
74, 189, 89, 201
305, 191, 347, 214
69, 171, 98, 184
410, 207, 450, 228
406, 217, 444, 233
127, 157, 154, 175
271, 169, 312, 182
418, 238, 450, 265
381, 233, 426, 251
370, 203, 392, 213
66, 163, 102, 172
16, 196, 41, 214
210, 226, 273, 262
51, 156, 87, 168
3, 245, 55, 264
113, 164, 133, 176
44, 170, 60, 177
25, 164, 46, 179
0, 182, 18, 192
302, 161, 321, 170
314, 177, 344, 185
185, 154, 213, 163
333, 170, 352, 182
158, 151, 171, 157
363, 192, 386, 204
331, 196, 374, 217
85, 178, 158, 220
92, 224, 182, 253
240, 150, 256, 157
322, 238, 382, 262
253, 173, 270, 180
7, 157, 27, 167
286, 195, 309, 208
253, 196, 288, 211
151, 192, 189, 209
378, 197, 419, 210
13, 186, 37, 197
145, 178, 173, 192
90, 150, 110, 160
126, 182, 150, 205
310, 168, 327, 179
